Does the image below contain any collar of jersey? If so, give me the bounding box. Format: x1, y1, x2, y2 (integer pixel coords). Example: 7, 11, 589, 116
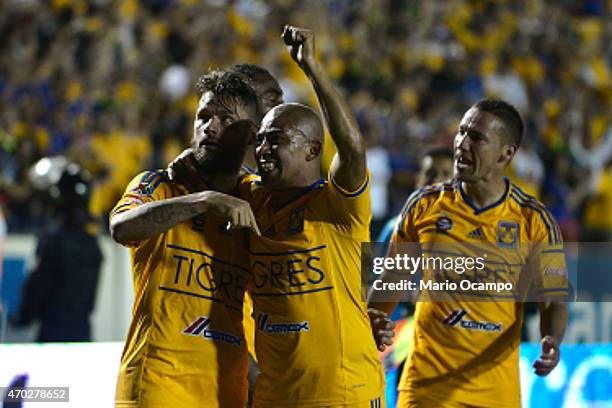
456, 176, 510, 215
271, 178, 327, 212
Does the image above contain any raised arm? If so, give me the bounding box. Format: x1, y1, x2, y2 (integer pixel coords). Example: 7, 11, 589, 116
110, 190, 260, 245
282, 25, 366, 192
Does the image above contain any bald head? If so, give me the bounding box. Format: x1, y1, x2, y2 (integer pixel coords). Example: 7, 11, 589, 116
261, 103, 324, 144
256, 103, 324, 189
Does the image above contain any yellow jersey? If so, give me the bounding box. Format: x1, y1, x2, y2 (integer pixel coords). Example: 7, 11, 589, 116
240, 173, 385, 407
392, 178, 567, 408
111, 170, 250, 408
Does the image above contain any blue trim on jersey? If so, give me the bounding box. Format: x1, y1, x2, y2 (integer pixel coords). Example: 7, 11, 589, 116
242, 164, 257, 174
396, 184, 451, 236
272, 178, 327, 212
250, 244, 326, 257
110, 202, 133, 216
330, 174, 369, 197
136, 170, 167, 196
150, 176, 164, 193
251, 286, 334, 297
512, 185, 561, 244
510, 193, 554, 245
140, 171, 155, 183
166, 244, 251, 274
458, 177, 510, 215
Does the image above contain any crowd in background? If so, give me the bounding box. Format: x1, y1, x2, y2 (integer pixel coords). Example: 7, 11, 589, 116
0, 0, 610, 241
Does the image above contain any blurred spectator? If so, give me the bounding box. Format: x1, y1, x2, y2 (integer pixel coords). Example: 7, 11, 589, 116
0, 0, 609, 241
11, 162, 102, 342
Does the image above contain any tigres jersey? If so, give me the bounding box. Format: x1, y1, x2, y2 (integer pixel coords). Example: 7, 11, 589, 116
392, 178, 568, 408
111, 170, 250, 408
239, 172, 385, 407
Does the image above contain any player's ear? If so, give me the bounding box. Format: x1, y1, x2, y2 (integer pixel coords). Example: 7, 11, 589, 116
499, 144, 517, 166
305, 140, 322, 161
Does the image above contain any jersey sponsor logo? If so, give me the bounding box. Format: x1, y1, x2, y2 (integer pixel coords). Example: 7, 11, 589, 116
256, 313, 309, 334
163, 244, 249, 309
468, 227, 484, 240
443, 309, 503, 332
436, 216, 453, 233
251, 246, 329, 294
182, 316, 243, 346
288, 207, 305, 234
498, 221, 519, 248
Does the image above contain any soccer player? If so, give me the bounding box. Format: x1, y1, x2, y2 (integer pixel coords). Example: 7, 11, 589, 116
110, 71, 261, 408
167, 63, 285, 406
369, 98, 569, 408
239, 25, 385, 407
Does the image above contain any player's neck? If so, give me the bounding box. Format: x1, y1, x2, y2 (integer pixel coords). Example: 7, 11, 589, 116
460, 176, 507, 209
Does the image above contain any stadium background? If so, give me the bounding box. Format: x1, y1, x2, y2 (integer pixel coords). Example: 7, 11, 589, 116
0, 0, 610, 407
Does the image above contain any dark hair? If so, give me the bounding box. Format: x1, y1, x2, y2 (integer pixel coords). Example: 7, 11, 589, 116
423, 146, 453, 160
229, 63, 276, 81
195, 70, 257, 107
473, 97, 523, 146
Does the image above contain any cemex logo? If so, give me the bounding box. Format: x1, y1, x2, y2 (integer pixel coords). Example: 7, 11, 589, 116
257, 313, 310, 334
443, 309, 503, 333
182, 316, 242, 346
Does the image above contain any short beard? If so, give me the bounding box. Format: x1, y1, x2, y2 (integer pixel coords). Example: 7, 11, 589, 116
193, 144, 245, 177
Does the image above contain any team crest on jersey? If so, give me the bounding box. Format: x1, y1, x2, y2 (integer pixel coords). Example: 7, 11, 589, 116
436, 216, 453, 233
288, 207, 305, 234
130, 181, 154, 196
497, 221, 518, 248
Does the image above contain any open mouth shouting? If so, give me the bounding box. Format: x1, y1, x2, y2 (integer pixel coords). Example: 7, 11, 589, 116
258, 156, 278, 173
456, 154, 473, 170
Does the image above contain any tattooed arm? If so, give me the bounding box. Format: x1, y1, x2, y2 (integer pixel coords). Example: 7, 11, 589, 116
109, 191, 260, 244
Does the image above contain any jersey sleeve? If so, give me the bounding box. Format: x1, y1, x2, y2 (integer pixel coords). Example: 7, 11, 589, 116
326, 169, 371, 237
529, 209, 570, 301
109, 170, 172, 247
390, 188, 425, 244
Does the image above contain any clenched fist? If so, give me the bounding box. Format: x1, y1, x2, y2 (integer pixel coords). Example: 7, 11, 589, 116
282, 25, 316, 72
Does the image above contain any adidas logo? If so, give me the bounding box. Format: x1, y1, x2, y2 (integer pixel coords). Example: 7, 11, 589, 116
468, 227, 484, 240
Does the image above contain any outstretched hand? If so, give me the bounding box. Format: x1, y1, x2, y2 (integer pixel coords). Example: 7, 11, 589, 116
282, 25, 316, 71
